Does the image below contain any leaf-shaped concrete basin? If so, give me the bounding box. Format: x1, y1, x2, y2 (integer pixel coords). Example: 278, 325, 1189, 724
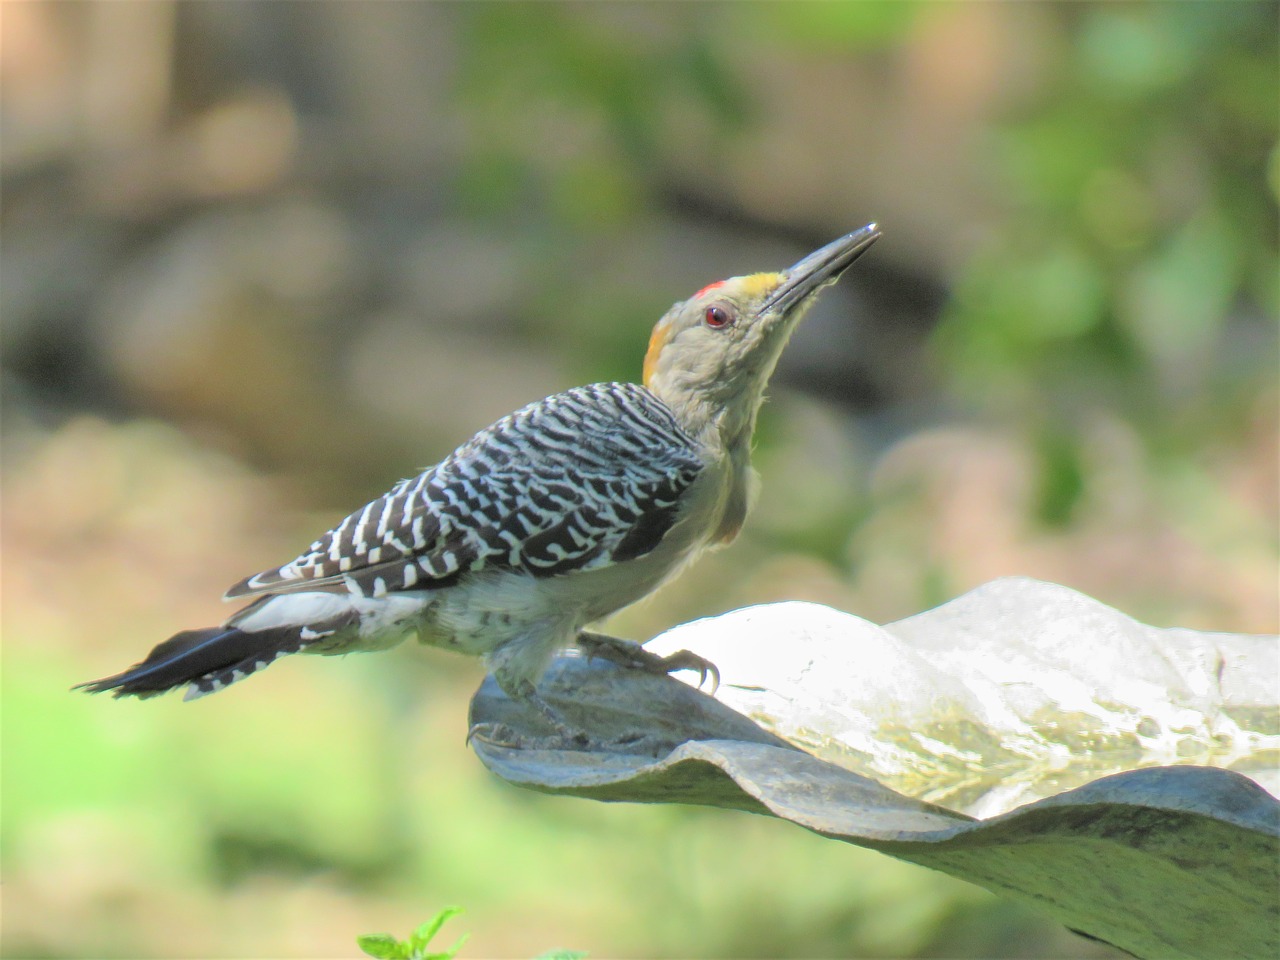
470, 657, 1279, 960
646, 578, 1280, 818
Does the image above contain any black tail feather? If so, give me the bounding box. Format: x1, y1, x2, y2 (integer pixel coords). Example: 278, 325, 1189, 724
75, 626, 301, 699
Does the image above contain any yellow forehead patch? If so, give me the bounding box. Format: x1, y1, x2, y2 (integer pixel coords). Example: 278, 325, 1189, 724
692, 272, 783, 302
736, 272, 785, 299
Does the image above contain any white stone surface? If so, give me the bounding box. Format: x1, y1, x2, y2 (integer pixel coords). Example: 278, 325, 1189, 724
646, 577, 1279, 818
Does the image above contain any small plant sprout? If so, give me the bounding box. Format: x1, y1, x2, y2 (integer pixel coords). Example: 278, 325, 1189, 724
357, 906, 469, 960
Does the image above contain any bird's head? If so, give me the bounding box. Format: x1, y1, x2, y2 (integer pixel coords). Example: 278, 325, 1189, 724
643, 224, 881, 441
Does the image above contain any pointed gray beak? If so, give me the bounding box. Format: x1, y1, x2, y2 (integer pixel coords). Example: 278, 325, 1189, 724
763, 223, 881, 316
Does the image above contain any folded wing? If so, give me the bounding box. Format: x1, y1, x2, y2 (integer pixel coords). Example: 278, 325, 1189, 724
226, 383, 705, 600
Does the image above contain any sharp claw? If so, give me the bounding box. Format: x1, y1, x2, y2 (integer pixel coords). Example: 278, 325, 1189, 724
575, 634, 720, 695
659, 650, 720, 695
467, 722, 521, 748
692, 659, 720, 695
705, 663, 721, 696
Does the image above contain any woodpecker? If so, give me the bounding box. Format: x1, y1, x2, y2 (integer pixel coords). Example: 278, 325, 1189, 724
78, 224, 880, 724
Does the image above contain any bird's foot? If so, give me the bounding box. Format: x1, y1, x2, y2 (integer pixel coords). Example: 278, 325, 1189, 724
466, 722, 521, 748
526, 690, 591, 749
577, 631, 720, 694
470, 678, 591, 750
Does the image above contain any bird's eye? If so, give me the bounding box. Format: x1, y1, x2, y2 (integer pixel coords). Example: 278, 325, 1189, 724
704, 305, 734, 329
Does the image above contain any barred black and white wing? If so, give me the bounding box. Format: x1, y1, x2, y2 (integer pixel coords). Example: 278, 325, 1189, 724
226, 383, 705, 601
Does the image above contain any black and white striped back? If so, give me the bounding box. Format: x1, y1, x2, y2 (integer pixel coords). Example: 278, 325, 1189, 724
227, 383, 705, 600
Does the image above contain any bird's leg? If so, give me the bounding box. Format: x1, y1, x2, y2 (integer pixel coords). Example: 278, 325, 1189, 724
468, 674, 590, 749
576, 630, 720, 694
522, 682, 589, 745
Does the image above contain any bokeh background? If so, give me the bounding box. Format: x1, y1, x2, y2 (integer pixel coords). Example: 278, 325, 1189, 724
3, 2, 1276, 958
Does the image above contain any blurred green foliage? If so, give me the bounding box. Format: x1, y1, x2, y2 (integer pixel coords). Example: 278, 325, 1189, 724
453, 3, 748, 222
933, 3, 1276, 524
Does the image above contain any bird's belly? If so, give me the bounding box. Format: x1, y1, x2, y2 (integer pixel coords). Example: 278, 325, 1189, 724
413, 465, 731, 651
569, 482, 726, 622
417, 534, 707, 652
416, 571, 576, 655
574, 539, 703, 621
